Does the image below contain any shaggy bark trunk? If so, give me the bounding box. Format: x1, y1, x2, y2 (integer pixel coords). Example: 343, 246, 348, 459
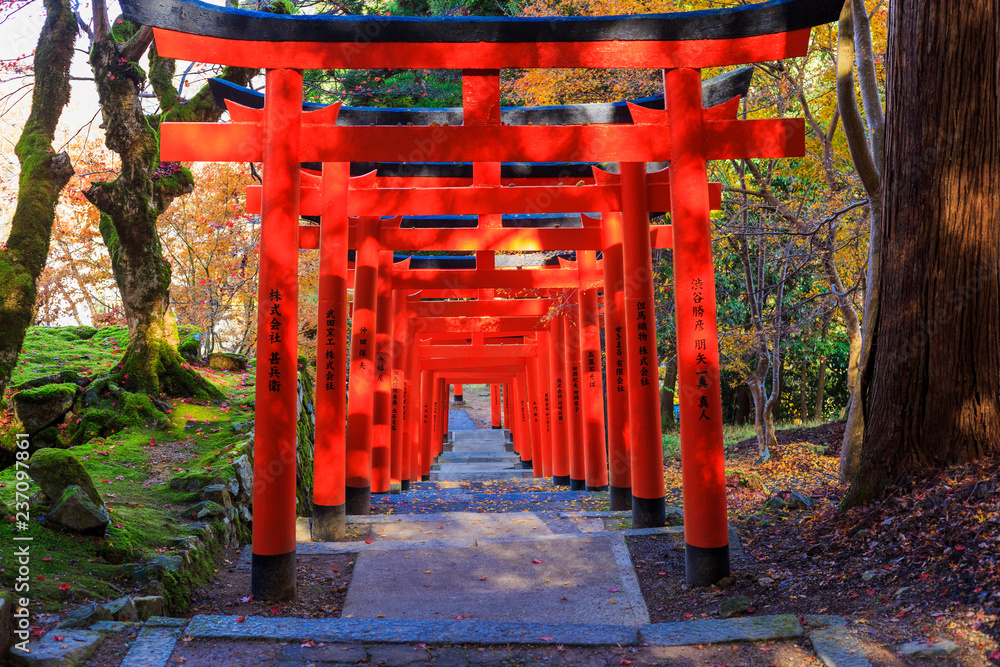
746, 356, 777, 459
0, 0, 77, 401
83, 3, 257, 398
842, 0, 1000, 509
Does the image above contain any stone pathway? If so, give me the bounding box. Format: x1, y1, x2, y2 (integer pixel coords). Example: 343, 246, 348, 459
20, 426, 874, 666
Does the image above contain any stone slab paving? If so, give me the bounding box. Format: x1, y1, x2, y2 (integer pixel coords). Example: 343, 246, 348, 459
809, 626, 873, 667
8, 629, 103, 666
186, 615, 638, 646
341, 533, 649, 626
366, 511, 602, 541
638, 614, 804, 645
120, 617, 188, 667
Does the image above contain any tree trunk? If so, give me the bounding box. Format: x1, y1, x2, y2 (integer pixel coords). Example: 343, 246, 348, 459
84, 4, 257, 398
813, 355, 827, 421
746, 355, 776, 460
0, 0, 77, 401
798, 362, 808, 420
843, 0, 1000, 509
660, 352, 677, 430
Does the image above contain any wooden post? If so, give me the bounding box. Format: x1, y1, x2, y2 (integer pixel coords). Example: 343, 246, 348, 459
666, 67, 729, 585
252, 68, 301, 601
371, 249, 394, 494
312, 161, 349, 540
549, 315, 570, 486
579, 250, 609, 492
601, 210, 633, 510
345, 216, 380, 515
620, 161, 666, 527
565, 315, 585, 490
490, 384, 503, 429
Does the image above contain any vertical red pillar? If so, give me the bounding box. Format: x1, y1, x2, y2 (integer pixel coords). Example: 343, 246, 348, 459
536, 332, 553, 478
666, 67, 729, 585
345, 216, 379, 516
454, 383, 464, 404
390, 289, 409, 493
620, 161, 666, 528
564, 316, 585, 490
601, 209, 633, 510
502, 380, 513, 445
437, 377, 448, 453
312, 161, 349, 540
252, 69, 301, 601
371, 250, 393, 494
526, 355, 544, 477
490, 384, 502, 429
406, 297, 422, 485
515, 370, 534, 470
419, 369, 434, 481
579, 251, 609, 492
549, 316, 570, 487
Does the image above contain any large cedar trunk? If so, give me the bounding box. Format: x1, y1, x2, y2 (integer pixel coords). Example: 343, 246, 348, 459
0, 0, 77, 401
843, 0, 1000, 508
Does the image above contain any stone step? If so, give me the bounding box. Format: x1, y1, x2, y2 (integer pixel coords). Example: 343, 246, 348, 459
433, 462, 524, 472
430, 469, 534, 481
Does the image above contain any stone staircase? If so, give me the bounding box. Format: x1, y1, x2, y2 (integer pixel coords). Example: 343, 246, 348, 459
429, 427, 530, 481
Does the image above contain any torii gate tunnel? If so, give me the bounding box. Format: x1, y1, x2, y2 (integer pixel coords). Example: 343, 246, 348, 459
122, 0, 840, 600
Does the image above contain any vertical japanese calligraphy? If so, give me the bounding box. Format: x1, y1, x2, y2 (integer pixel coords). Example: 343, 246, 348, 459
267, 289, 283, 393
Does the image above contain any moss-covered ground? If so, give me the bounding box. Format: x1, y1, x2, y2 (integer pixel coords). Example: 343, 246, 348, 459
0, 325, 253, 612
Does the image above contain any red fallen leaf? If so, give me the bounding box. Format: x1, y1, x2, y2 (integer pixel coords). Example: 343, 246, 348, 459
415, 643, 427, 648
332, 567, 340, 572
270, 606, 280, 614
954, 545, 966, 550
532, 559, 543, 564
42, 556, 52, 562
365, 539, 372, 544
760, 647, 772, 652
31, 628, 43, 637
989, 650, 1000, 660
236, 616, 246, 623
620, 659, 633, 665
37, 575, 45, 581
540, 636, 554, 642
52, 635, 64, 641
658, 571, 666, 575
479, 576, 488, 581
455, 615, 465, 620
684, 613, 693, 618
58, 583, 71, 591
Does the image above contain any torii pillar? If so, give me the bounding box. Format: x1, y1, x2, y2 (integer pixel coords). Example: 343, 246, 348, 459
251, 69, 301, 601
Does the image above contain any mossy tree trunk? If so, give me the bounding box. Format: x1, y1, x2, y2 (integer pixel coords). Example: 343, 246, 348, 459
0, 0, 77, 401
83, 0, 258, 398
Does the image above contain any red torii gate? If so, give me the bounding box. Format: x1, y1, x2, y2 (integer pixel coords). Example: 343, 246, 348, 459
122, 0, 840, 599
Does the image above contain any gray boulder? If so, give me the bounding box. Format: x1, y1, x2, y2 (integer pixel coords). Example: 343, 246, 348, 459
57, 602, 113, 629
103, 596, 138, 622
899, 640, 960, 657
720, 595, 751, 618
187, 500, 228, 521
133, 596, 166, 620
0, 591, 14, 659
207, 352, 248, 372
231, 454, 253, 502
8, 629, 102, 666
46, 486, 110, 536
29, 449, 103, 507
199, 484, 232, 509
13, 383, 78, 434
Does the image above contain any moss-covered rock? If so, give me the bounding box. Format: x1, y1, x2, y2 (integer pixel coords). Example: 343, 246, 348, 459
75, 325, 98, 340
28, 448, 103, 506
69, 408, 125, 447
15, 370, 86, 390
207, 352, 247, 372
13, 382, 78, 433
32, 425, 64, 450
178, 334, 201, 362
46, 485, 110, 536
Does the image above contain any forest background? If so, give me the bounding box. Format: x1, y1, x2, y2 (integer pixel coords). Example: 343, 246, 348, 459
0, 0, 886, 473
